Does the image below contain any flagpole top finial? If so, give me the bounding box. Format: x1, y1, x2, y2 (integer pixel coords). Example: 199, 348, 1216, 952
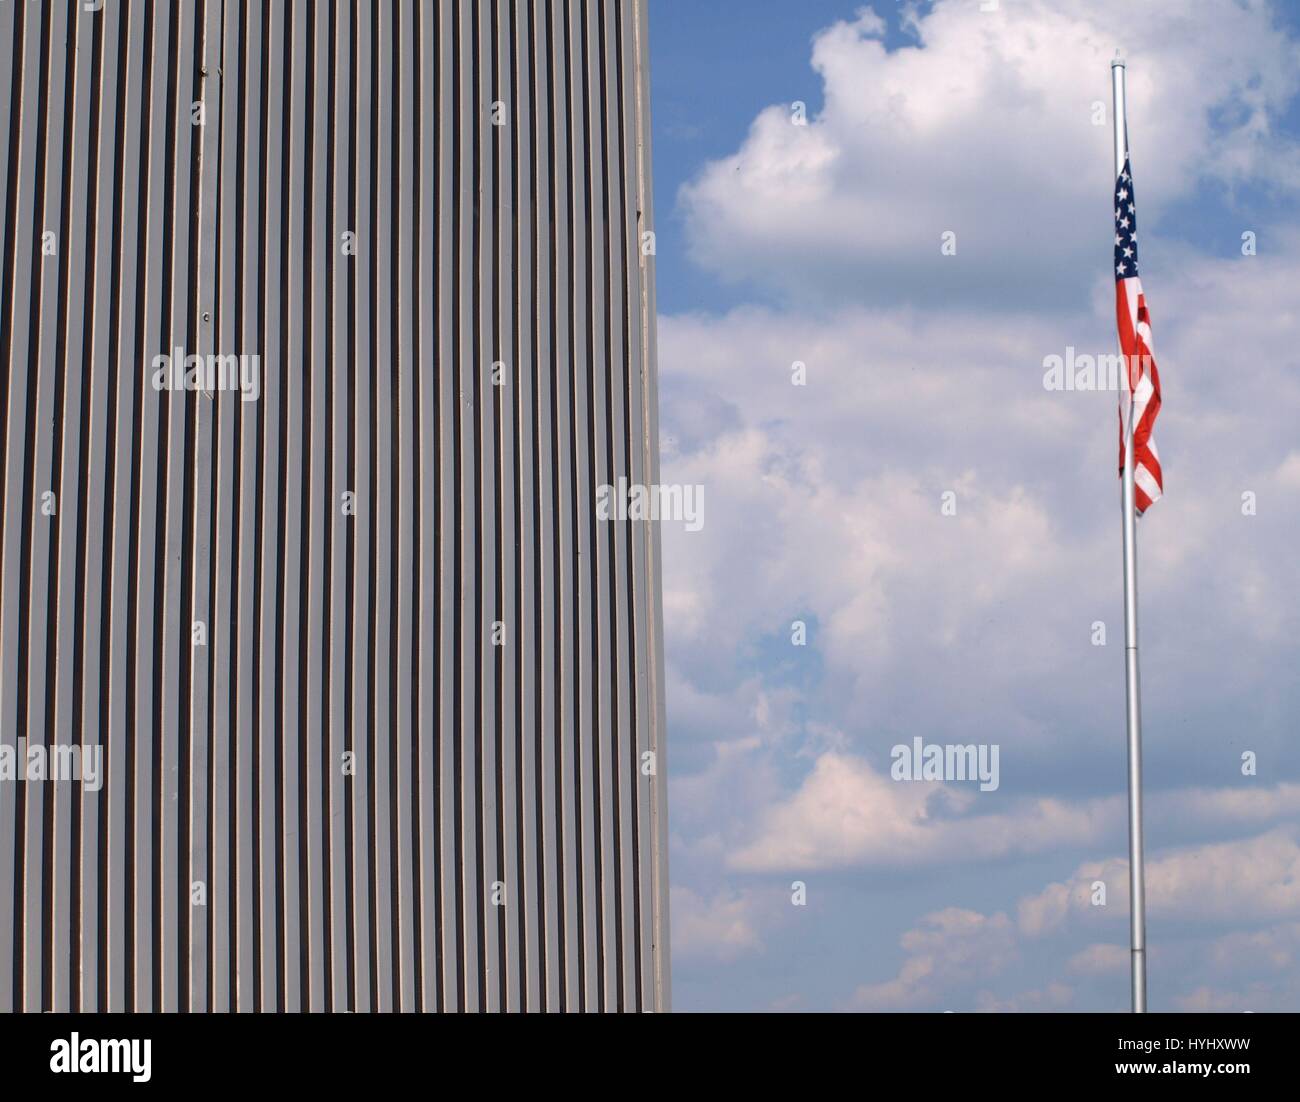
1112, 50, 1126, 68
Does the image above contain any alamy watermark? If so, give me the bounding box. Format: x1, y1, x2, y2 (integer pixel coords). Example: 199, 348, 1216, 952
596, 478, 705, 532
50, 1033, 151, 1083
891, 737, 1000, 792
1042, 347, 1151, 392
0, 737, 104, 791
151, 347, 262, 402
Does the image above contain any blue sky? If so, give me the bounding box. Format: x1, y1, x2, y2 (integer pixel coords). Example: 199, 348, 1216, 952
653, 0, 1300, 317
650, 0, 854, 315
649, 0, 1300, 1012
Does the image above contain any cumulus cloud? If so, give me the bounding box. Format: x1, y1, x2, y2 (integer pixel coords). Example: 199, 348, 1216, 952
1206, 921, 1300, 974
727, 745, 1300, 875
661, 241, 1300, 813
974, 983, 1076, 1013
1173, 983, 1279, 1012
841, 829, 1300, 1010
850, 907, 1019, 1010
1277, 452, 1300, 490
670, 886, 765, 961
679, 0, 1300, 307
1066, 943, 1129, 975
728, 751, 1114, 872
660, 0, 1300, 1010
1016, 828, 1300, 936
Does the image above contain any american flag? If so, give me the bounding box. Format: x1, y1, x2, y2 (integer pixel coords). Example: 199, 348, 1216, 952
1114, 156, 1163, 515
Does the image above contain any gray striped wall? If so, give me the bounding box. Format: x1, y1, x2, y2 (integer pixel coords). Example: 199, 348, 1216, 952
0, 0, 670, 1013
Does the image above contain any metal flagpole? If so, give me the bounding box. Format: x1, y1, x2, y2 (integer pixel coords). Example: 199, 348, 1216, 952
1111, 56, 1148, 1014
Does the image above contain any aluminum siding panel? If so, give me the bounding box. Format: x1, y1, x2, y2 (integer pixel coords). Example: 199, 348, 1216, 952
0, 0, 669, 1013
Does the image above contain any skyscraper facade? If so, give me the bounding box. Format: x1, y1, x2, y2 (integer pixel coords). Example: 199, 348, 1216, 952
0, 0, 669, 1013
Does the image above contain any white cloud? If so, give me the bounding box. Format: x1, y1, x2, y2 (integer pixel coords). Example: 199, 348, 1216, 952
842, 830, 1300, 1010
659, 0, 1300, 1011
660, 238, 1300, 759
1277, 452, 1300, 490
1016, 828, 1300, 936
728, 738, 1300, 883
1170, 784, 1300, 828
729, 751, 1115, 872
726, 749, 1300, 875
1066, 943, 1129, 975
670, 885, 765, 962
1174, 982, 1286, 1012
974, 982, 1075, 1012
1206, 921, 1300, 974
679, 0, 1300, 306
850, 907, 1018, 1010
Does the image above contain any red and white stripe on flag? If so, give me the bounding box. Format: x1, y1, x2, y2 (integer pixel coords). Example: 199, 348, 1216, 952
1115, 276, 1163, 515
1113, 155, 1163, 515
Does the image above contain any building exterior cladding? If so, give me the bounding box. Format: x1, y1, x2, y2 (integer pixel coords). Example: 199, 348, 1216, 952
0, 0, 670, 1013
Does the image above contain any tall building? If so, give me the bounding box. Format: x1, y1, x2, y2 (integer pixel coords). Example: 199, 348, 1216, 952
0, 0, 670, 1012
